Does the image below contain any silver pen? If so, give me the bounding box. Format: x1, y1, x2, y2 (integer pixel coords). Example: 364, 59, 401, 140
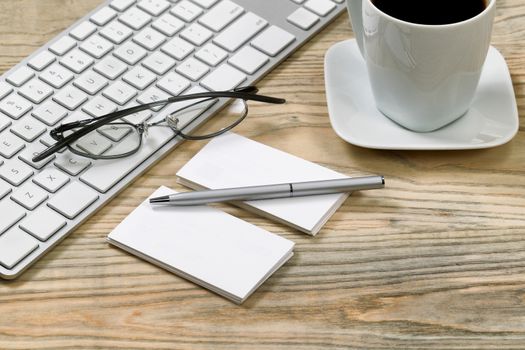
149, 176, 385, 206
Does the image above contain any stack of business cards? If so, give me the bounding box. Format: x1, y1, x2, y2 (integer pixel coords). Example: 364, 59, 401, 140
108, 186, 294, 304
177, 133, 349, 235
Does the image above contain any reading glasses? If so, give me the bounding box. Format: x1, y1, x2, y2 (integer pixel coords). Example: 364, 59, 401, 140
32, 86, 285, 162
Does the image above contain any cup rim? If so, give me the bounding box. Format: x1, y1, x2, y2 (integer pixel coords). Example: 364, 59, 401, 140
367, 0, 495, 28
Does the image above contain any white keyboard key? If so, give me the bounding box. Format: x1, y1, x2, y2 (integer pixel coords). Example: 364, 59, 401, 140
94, 56, 128, 80
66, 109, 91, 125
152, 13, 184, 36
228, 46, 269, 74
61, 111, 90, 125
7, 66, 35, 87
103, 81, 137, 105
0, 113, 12, 132
161, 37, 194, 60
122, 109, 152, 124
19, 142, 56, 169
114, 41, 148, 65
49, 36, 77, 56
176, 57, 210, 81
10, 117, 47, 142
0, 94, 33, 119
11, 182, 49, 210
63, 110, 87, 123
200, 63, 246, 91
28, 51, 56, 71
74, 70, 109, 95
123, 66, 157, 90
157, 72, 191, 95
0, 82, 13, 100
20, 206, 67, 241
82, 95, 118, 117
97, 123, 133, 142
59, 49, 94, 74
0, 159, 34, 186
287, 8, 319, 30
180, 23, 213, 46
70, 21, 98, 41
252, 25, 296, 56
190, 0, 219, 8
0, 199, 26, 234
54, 152, 92, 176
76, 132, 112, 155
304, 0, 336, 16
110, 0, 136, 12
195, 43, 228, 66
137, 86, 171, 110
90, 6, 118, 26
18, 79, 54, 104
0, 131, 25, 158
198, 0, 244, 32
47, 181, 99, 219
65, 112, 89, 125
171, 0, 203, 22
100, 20, 134, 44
119, 7, 152, 30
53, 86, 88, 110
138, 0, 170, 16
142, 51, 176, 75
39, 64, 74, 89
133, 27, 167, 51
98, 126, 137, 154
213, 12, 268, 52
33, 167, 70, 193
32, 102, 68, 126
0, 179, 11, 199
80, 35, 113, 59
80, 126, 174, 193
0, 227, 38, 269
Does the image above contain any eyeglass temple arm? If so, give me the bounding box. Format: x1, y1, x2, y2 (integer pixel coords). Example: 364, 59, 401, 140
53, 86, 283, 136
53, 87, 283, 136
166, 87, 286, 105
33, 86, 285, 162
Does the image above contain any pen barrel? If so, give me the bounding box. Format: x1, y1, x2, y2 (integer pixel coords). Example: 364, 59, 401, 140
169, 184, 292, 205
162, 176, 385, 205
291, 176, 384, 196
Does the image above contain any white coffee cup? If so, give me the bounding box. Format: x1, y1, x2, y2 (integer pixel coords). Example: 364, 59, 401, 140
346, 0, 496, 132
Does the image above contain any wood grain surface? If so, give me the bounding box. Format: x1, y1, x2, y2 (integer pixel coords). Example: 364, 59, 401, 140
1, 0, 524, 349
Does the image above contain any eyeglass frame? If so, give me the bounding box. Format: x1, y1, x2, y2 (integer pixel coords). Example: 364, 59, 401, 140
32, 86, 285, 163
46, 98, 247, 161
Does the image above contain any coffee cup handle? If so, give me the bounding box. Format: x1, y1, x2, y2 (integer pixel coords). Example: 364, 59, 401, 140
347, 0, 365, 57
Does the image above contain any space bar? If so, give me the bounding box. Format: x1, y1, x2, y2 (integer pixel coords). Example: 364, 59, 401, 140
80, 127, 175, 193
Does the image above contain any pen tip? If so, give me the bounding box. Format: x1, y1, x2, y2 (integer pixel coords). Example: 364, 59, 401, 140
381, 176, 385, 185
149, 195, 170, 204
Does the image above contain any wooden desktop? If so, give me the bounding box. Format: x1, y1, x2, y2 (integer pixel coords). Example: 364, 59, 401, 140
1, 0, 524, 348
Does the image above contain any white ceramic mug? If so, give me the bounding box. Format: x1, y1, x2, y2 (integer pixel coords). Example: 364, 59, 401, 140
347, 0, 496, 132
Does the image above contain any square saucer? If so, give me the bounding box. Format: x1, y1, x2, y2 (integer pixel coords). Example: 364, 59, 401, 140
324, 39, 519, 150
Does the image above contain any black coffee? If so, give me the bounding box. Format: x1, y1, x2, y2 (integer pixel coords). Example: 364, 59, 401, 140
371, 0, 487, 25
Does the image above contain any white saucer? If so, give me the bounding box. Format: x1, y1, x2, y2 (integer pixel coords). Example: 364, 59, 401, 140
324, 39, 519, 150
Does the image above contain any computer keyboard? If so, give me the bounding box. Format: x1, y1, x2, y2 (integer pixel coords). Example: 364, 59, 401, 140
0, 0, 346, 279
